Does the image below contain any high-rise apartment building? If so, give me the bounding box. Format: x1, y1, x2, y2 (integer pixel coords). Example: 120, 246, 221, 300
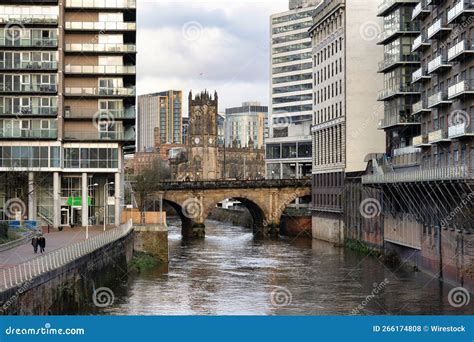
266, 0, 321, 179
309, 0, 384, 243
363, 1, 474, 288
0, 0, 136, 228
137, 90, 182, 152
224, 101, 268, 148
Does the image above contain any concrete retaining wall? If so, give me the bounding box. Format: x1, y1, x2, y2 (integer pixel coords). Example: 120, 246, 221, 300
312, 213, 344, 246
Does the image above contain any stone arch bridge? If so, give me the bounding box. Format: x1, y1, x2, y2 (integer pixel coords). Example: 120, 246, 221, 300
156, 179, 311, 238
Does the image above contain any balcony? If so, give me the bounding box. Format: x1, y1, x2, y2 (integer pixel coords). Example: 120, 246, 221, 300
448, 79, 474, 99
0, 15, 58, 25
413, 134, 430, 147
428, 128, 450, 143
378, 54, 420, 73
428, 91, 452, 108
377, 21, 420, 45
448, 0, 474, 23
377, 84, 420, 101
412, 99, 430, 114
65, 21, 136, 31
65, 43, 136, 53
0, 38, 58, 48
377, 0, 419, 17
448, 40, 474, 61
65, 86, 136, 97
64, 107, 136, 119
0, 61, 57, 71
448, 123, 474, 138
0, 84, 57, 94
65, 64, 136, 75
412, 33, 431, 52
64, 130, 135, 142
412, 1, 431, 20
0, 129, 57, 139
0, 106, 57, 117
427, 55, 451, 74
393, 146, 422, 157
412, 67, 431, 83
427, 18, 451, 39
362, 166, 472, 184
65, 0, 136, 9
379, 114, 420, 129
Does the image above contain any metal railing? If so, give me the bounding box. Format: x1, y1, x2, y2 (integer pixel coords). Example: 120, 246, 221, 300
65, 107, 135, 119
65, 21, 136, 31
65, 64, 135, 75
0, 220, 133, 292
64, 87, 135, 97
64, 130, 135, 141
362, 166, 472, 184
448, 40, 474, 61
448, 79, 474, 99
65, 43, 136, 53
0, 61, 58, 71
0, 84, 57, 93
0, 129, 57, 139
66, 0, 136, 9
0, 107, 58, 116
0, 38, 58, 48
0, 15, 58, 25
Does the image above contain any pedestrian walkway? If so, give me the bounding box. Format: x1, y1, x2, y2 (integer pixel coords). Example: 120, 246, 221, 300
0, 226, 115, 269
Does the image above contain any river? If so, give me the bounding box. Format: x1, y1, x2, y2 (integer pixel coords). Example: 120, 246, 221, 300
99, 219, 473, 315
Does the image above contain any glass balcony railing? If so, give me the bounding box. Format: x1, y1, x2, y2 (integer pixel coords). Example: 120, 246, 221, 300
65, 107, 136, 119
448, 0, 474, 23
427, 54, 451, 74
428, 128, 449, 143
377, 84, 420, 101
412, 67, 430, 83
378, 53, 420, 72
0, 106, 58, 116
412, 1, 431, 20
412, 33, 430, 51
448, 123, 474, 138
64, 130, 134, 141
379, 114, 420, 129
413, 134, 429, 147
64, 87, 136, 97
0, 38, 58, 48
448, 40, 474, 61
427, 18, 451, 39
64, 64, 135, 74
65, 21, 136, 31
0, 84, 57, 93
428, 91, 451, 108
412, 99, 429, 114
65, 0, 136, 9
377, 0, 419, 16
0, 129, 57, 139
378, 21, 420, 44
448, 79, 474, 99
0, 61, 58, 71
0, 15, 58, 25
65, 43, 136, 53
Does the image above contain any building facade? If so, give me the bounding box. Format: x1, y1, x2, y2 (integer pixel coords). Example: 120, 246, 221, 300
309, 0, 385, 243
137, 90, 182, 152
363, 0, 474, 290
224, 101, 268, 148
0, 0, 136, 228
266, 0, 321, 179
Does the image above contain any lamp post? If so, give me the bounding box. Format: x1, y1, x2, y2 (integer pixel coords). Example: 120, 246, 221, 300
103, 181, 114, 231
86, 183, 98, 239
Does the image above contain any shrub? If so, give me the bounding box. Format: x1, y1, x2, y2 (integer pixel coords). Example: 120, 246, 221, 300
0, 222, 8, 239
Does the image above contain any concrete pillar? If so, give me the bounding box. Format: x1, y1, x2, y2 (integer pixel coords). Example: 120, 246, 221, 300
53, 172, 60, 229
28, 172, 36, 220
81, 172, 88, 227
114, 172, 121, 226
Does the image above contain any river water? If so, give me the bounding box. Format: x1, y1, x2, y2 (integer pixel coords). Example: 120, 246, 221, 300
100, 219, 473, 315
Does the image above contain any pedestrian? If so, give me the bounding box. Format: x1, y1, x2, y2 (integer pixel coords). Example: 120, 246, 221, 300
31, 236, 38, 254
38, 235, 46, 253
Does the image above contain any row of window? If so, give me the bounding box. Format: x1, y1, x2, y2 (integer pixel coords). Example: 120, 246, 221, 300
272, 41, 311, 55
272, 62, 312, 75
312, 124, 344, 167
266, 142, 312, 160
311, 10, 343, 47
272, 73, 312, 85
315, 80, 343, 105
315, 101, 344, 125
272, 20, 313, 35
272, 32, 309, 45
64, 148, 119, 169
272, 52, 312, 65
314, 37, 343, 65
271, 9, 315, 25
314, 58, 343, 85
273, 104, 313, 114
272, 82, 312, 94
272, 94, 313, 104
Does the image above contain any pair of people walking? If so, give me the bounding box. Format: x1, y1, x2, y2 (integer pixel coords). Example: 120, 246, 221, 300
31, 234, 46, 254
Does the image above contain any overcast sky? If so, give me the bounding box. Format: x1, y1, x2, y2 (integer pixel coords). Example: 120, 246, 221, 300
137, 0, 288, 115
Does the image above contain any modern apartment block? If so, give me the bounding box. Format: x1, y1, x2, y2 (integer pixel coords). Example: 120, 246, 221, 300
309, 0, 385, 243
224, 101, 268, 148
363, 0, 474, 290
266, 0, 321, 180
0, 0, 136, 228
137, 90, 182, 152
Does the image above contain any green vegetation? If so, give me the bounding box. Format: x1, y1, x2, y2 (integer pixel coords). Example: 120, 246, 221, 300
0, 223, 22, 245
345, 239, 382, 258
130, 252, 159, 272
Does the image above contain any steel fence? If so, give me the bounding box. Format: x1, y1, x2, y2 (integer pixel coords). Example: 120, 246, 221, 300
0, 220, 133, 292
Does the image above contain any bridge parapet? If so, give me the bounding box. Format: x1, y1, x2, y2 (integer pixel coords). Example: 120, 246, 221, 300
157, 178, 311, 191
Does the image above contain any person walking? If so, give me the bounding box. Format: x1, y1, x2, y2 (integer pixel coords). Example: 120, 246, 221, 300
38, 235, 46, 253
31, 236, 38, 254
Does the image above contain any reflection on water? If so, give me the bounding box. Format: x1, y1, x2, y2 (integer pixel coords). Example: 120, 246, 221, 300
101, 219, 473, 315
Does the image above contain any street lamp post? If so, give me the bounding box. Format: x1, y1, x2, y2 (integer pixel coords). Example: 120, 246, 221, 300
86, 183, 98, 239
103, 181, 114, 231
